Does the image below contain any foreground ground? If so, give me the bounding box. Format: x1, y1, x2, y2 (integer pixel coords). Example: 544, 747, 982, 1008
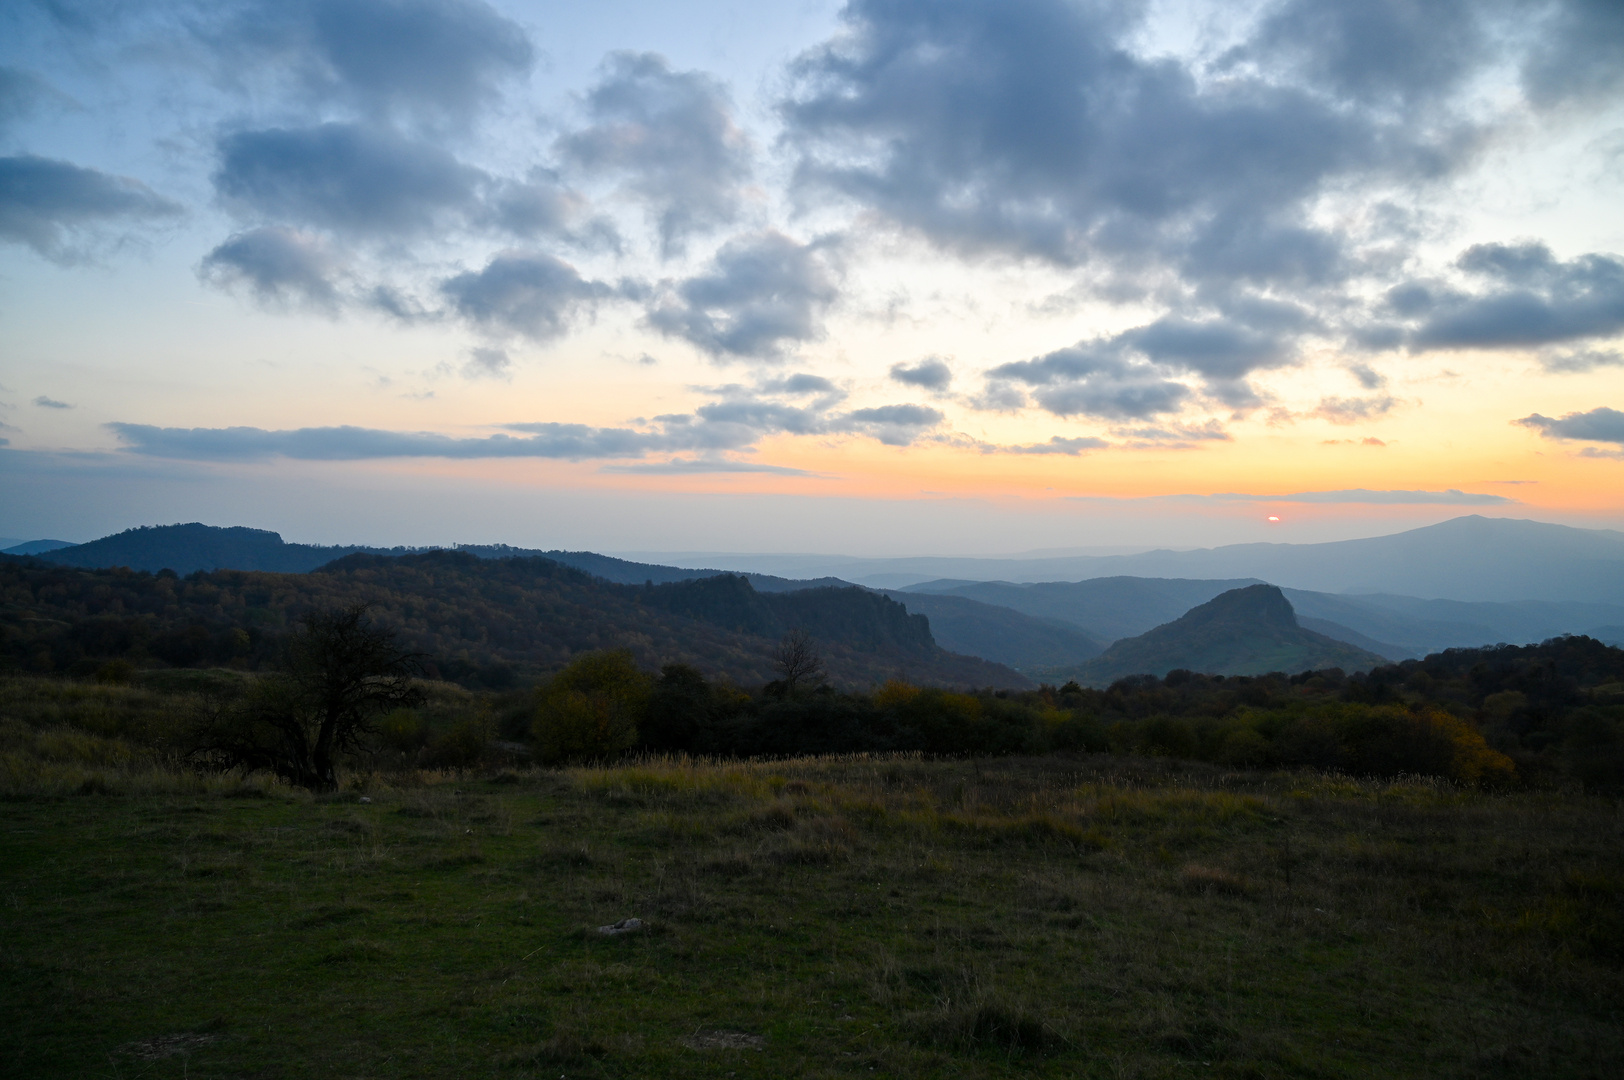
3, 756, 1621, 1078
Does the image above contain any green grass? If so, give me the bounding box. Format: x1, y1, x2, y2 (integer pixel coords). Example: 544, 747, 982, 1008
3, 755, 1621, 1078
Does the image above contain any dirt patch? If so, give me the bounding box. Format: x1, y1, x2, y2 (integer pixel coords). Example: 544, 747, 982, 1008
683, 1029, 765, 1050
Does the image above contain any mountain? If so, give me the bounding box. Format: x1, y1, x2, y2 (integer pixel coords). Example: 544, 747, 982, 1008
35, 523, 399, 574
875, 590, 1106, 671
902, 575, 1624, 659
670, 516, 1624, 603
0, 551, 1028, 690
1, 539, 75, 556
1065, 585, 1389, 686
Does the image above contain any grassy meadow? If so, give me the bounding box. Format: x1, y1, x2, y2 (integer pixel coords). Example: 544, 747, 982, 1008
4, 717, 1623, 1078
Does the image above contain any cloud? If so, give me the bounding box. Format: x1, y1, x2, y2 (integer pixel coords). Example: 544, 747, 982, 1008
1236, 0, 1488, 110
600, 457, 818, 476
1398, 243, 1624, 351
1521, 0, 1624, 107
33, 396, 73, 409
781, 0, 1467, 289
646, 232, 839, 361
889, 357, 953, 391
758, 373, 841, 396
558, 52, 752, 257
485, 169, 600, 243
1204, 489, 1514, 505
200, 226, 344, 310
440, 252, 613, 342
983, 435, 1108, 456
462, 346, 510, 379
1539, 347, 1623, 374
1515, 406, 1624, 446
1114, 420, 1232, 445
0, 154, 181, 260
108, 421, 674, 461
835, 403, 944, 446
213, 122, 481, 237
989, 343, 1192, 420
0, 66, 57, 134
217, 0, 533, 126
105, 382, 957, 465
1313, 394, 1399, 424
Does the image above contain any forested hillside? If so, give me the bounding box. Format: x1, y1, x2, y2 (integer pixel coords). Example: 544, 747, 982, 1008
0, 551, 1027, 689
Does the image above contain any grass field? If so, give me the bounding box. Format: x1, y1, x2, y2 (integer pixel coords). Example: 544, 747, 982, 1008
3, 754, 1622, 1078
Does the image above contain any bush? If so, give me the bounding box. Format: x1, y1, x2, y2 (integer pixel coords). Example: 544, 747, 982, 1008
533, 651, 650, 764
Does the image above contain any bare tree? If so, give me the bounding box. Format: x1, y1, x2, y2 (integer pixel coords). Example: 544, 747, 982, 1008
771, 628, 825, 692
192, 605, 423, 790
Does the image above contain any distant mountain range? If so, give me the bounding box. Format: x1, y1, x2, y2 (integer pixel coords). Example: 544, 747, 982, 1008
7, 519, 1624, 680
1065, 585, 1389, 686
621, 516, 1624, 604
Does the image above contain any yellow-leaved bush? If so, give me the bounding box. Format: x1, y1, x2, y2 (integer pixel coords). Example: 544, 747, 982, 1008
533, 650, 651, 765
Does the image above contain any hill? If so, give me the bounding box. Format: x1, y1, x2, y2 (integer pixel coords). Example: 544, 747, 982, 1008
1067, 585, 1388, 685
0, 551, 1026, 690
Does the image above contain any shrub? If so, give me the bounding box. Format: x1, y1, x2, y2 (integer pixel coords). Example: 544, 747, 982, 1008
533, 651, 650, 765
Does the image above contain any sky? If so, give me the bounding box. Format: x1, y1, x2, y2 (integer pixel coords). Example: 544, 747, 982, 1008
1, 0, 1622, 555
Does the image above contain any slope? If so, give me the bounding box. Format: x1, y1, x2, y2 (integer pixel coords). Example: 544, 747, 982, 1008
876, 590, 1106, 670
1067, 585, 1388, 686
0, 551, 1028, 690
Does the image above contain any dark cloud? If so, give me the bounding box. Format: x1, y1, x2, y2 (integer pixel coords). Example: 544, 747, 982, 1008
219, 0, 533, 125
781, 0, 1460, 288
200, 226, 343, 310
988, 343, 1192, 420
1515, 406, 1624, 446
646, 232, 839, 361
836, 404, 944, 446
213, 123, 480, 237
889, 357, 952, 391
559, 52, 752, 257
0, 154, 181, 260
440, 252, 613, 342
1238, 0, 1487, 109
34, 396, 73, 409
1120, 318, 1293, 380
1400, 243, 1624, 350
1521, 0, 1624, 107
758, 373, 841, 396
